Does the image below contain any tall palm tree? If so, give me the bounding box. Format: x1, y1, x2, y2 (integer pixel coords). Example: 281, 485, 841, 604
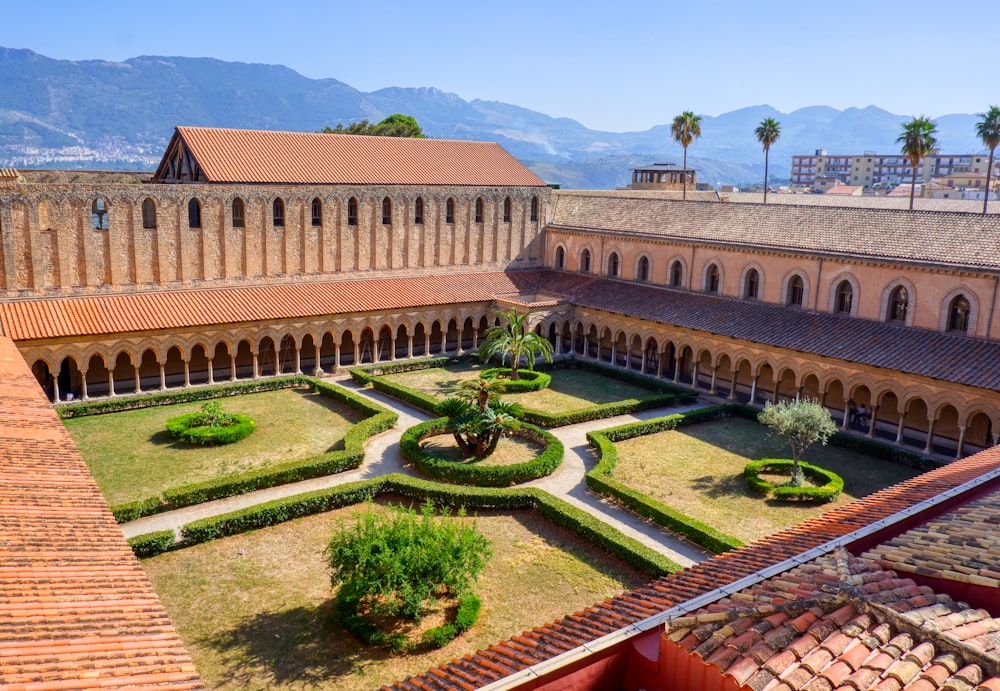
976, 106, 1000, 214
670, 111, 702, 200
754, 118, 781, 204
897, 116, 938, 210
477, 308, 554, 380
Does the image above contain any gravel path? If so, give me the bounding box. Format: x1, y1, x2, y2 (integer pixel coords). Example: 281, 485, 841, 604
122, 376, 713, 568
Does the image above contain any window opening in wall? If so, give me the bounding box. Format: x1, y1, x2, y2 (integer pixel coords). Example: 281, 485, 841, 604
382, 197, 392, 225
949, 295, 970, 333
446, 198, 455, 224
888, 286, 908, 322
503, 197, 512, 222
707, 264, 720, 293
232, 198, 245, 228
188, 198, 202, 228
607, 252, 620, 277
92, 198, 108, 230
347, 198, 358, 226
555, 246, 565, 269
637, 256, 650, 281
530, 196, 539, 221
311, 198, 322, 226
415, 197, 424, 224
475, 197, 484, 223
141, 198, 157, 230
581, 249, 591, 273
744, 268, 759, 298
787, 275, 804, 306
273, 198, 285, 227
836, 280, 853, 313
670, 260, 683, 287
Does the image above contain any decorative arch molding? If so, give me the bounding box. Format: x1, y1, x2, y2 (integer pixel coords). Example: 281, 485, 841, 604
738, 261, 765, 299
701, 259, 724, 294
551, 242, 568, 269
634, 253, 653, 282
938, 286, 980, 335
827, 272, 860, 316
878, 277, 918, 326
780, 268, 811, 308
666, 255, 687, 287
578, 244, 596, 273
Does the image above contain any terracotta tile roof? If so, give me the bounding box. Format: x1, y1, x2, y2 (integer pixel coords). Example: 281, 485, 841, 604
387, 448, 1000, 690
159, 126, 548, 186
550, 192, 1000, 270
864, 488, 1000, 588
664, 549, 1000, 689
0, 336, 203, 689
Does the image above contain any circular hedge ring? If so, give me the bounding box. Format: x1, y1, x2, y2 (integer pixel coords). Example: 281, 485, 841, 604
743, 459, 843, 503
400, 418, 563, 486
480, 367, 552, 393
166, 412, 256, 446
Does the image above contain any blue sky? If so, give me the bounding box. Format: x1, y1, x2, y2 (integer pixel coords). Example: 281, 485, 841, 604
2, 0, 989, 132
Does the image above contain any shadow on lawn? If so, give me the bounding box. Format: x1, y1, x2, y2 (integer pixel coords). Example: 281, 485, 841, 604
689, 473, 750, 499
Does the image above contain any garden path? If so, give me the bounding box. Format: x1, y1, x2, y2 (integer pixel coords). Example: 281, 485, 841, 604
122, 375, 713, 568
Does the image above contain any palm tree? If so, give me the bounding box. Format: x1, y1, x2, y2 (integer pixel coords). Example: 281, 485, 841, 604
670, 111, 702, 200
897, 116, 938, 210
477, 309, 554, 380
976, 106, 1000, 214
754, 118, 781, 204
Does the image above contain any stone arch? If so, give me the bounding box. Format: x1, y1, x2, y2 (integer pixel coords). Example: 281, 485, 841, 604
376, 325, 393, 362
800, 372, 822, 401
257, 337, 277, 376
85, 353, 111, 398
141, 197, 157, 230
553, 244, 566, 269
233, 339, 254, 380
781, 269, 810, 308
445, 318, 460, 353
635, 254, 652, 282
667, 255, 687, 288
606, 250, 621, 278
739, 261, 764, 299
461, 317, 476, 351
412, 322, 428, 357
827, 272, 860, 316
702, 260, 723, 294
880, 278, 916, 325
938, 286, 980, 335
188, 343, 210, 384
138, 349, 160, 392
579, 246, 594, 273
211, 341, 233, 381
714, 352, 734, 397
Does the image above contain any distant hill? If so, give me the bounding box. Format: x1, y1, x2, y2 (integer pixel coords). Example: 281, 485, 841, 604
0, 47, 988, 189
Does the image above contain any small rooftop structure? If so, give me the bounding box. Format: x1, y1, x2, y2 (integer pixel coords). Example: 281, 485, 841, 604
631, 162, 696, 191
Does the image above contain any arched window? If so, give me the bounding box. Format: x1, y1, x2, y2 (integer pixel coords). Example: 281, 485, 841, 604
888, 286, 908, 322
530, 196, 539, 222
949, 295, 970, 333
91, 198, 108, 230
188, 198, 202, 228
311, 198, 322, 226
787, 275, 804, 306
670, 260, 684, 287
706, 264, 720, 293
555, 246, 565, 269
382, 197, 392, 225
637, 256, 650, 282
835, 280, 853, 314
580, 249, 591, 273
607, 252, 620, 277
503, 197, 512, 223
347, 197, 358, 226
273, 198, 285, 227
141, 198, 156, 230
414, 197, 424, 224
475, 197, 484, 223
744, 269, 760, 298
446, 198, 455, 224
231, 197, 245, 228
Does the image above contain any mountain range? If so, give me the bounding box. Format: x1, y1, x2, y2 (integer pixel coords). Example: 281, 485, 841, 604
0, 46, 989, 189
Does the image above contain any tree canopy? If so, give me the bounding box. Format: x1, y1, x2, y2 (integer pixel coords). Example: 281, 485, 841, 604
477, 308, 554, 380
976, 106, 1000, 214
754, 118, 781, 204
670, 111, 702, 201
321, 113, 425, 138
757, 398, 837, 485
897, 116, 938, 210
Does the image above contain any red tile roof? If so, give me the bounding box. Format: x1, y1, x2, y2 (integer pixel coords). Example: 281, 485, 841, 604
157, 126, 548, 187
0, 336, 203, 689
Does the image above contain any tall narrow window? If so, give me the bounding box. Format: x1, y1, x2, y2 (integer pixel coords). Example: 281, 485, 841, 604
92, 198, 108, 230
787, 275, 804, 306
835, 280, 853, 314
311, 198, 322, 226
744, 268, 759, 298
446, 198, 455, 224
475, 197, 484, 223
607, 252, 620, 277
414, 197, 424, 224
637, 256, 650, 281
670, 260, 683, 287
706, 264, 720, 293
530, 196, 539, 221
347, 197, 358, 226
949, 295, 970, 333
555, 246, 565, 269
273, 198, 285, 227
581, 249, 591, 273
503, 197, 512, 223
141, 198, 157, 229
231, 198, 245, 228
888, 286, 908, 322
188, 198, 202, 228
382, 197, 392, 225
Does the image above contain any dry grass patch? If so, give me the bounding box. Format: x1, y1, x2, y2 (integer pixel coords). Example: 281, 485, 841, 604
419, 434, 544, 466
612, 417, 920, 544
64, 388, 363, 505
142, 500, 645, 691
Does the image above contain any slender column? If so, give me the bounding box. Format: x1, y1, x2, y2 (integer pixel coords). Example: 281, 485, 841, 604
333, 342, 340, 371
582, 335, 589, 358
108, 369, 116, 397
81, 370, 89, 401
841, 400, 851, 431
389, 336, 396, 361
749, 376, 757, 405
610, 343, 617, 366
293, 346, 301, 374
183, 360, 191, 387
895, 415, 906, 445
424, 332, 430, 356
252, 353, 260, 379
272, 344, 280, 375
133, 365, 141, 394
993, 432, 1000, 448
866, 406, 877, 438
555, 337, 562, 357
230, 352, 237, 381
407, 336, 414, 358
354, 341, 360, 365
656, 353, 664, 378
726, 375, 738, 401
52, 377, 61, 403
924, 418, 936, 454
207, 358, 215, 384
313, 341, 323, 376
708, 366, 718, 395
472, 329, 479, 350
955, 425, 967, 460
640, 349, 647, 374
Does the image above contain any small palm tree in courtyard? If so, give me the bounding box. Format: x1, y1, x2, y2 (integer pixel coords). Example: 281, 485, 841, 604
478, 308, 554, 380
671, 111, 702, 200
897, 116, 938, 211
754, 118, 781, 204
976, 106, 1000, 214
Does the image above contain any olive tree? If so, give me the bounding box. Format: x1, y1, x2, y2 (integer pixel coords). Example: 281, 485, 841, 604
757, 398, 837, 486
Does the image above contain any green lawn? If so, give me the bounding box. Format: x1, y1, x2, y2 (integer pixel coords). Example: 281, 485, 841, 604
385, 363, 656, 414
64, 388, 363, 505
611, 417, 920, 544
420, 433, 544, 466
142, 501, 645, 691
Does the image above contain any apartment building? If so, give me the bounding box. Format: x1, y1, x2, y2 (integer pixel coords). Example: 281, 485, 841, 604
791, 148, 999, 189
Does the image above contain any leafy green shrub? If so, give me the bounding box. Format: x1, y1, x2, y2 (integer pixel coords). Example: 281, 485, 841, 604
519, 394, 677, 427
127, 530, 175, 558
110, 495, 163, 523
743, 459, 844, 502
349, 356, 462, 384
420, 591, 481, 649
401, 418, 563, 486
480, 367, 551, 392
166, 411, 256, 446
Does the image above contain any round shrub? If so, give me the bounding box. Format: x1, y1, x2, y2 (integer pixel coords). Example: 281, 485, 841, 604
401, 418, 563, 487
166, 411, 256, 446
480, 367, 552, 393
743, 459, 844, 502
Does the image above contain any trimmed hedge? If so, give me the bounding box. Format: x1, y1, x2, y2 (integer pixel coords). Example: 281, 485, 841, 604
401, 418, 563, 486
744, 459, 845, 502
127, 530, 176, 558
520, 393, 679, 428
165, 412, 256, 446
110, 495, 164, 523
179, 474, 681, 577
480, 367, 552, 393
